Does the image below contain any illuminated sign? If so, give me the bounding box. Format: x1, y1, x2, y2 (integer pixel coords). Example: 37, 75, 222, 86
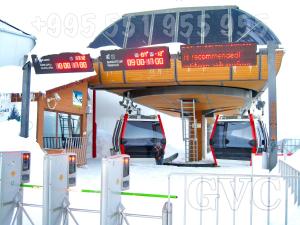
180, 43, 257, 68
101, 47, 170, 71
31, 53, 94, 74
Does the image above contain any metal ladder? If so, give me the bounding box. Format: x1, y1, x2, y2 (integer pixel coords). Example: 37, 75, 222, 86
180, 99, 198, 162
59, 114, 75, 138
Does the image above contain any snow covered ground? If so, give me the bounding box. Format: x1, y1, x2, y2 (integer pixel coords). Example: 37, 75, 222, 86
1, 120, 300, 225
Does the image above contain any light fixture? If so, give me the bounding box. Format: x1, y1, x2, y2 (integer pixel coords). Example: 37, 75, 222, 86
46, 92, 61, 110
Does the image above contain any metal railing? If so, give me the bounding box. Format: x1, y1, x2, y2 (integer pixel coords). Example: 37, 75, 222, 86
168, 172, 300, 225
278, 160, 300, 206
278, 139, 300, 155
65, 137, 87, 166
43, 137, 65, 149
43, 137, 88, 166
20, 184, 174, 225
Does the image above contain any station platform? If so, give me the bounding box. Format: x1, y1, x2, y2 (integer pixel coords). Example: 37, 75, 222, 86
163, 160, 216, 167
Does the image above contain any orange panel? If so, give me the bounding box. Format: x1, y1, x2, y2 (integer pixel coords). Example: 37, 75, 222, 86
99, 63, 124, 84
177, 61, 230, 81
125, 60, 175, 83
92, 51, 284, 94
261, 51, 284, 80
232, 56, 259, 80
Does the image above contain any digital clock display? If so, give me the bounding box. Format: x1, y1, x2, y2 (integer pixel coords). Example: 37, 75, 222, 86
181, 43, 257, 68
101, 47, 170, 71
31, 53, 94, 74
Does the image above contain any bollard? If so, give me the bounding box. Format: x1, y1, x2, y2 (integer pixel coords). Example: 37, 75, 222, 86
162, 202, 172, 225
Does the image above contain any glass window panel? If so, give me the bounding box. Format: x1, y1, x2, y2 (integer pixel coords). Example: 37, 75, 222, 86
104, 18, 128, 47
204, 9, 228, 43
126, 15, 152, 48
43, 111, 57, 137
212, 122, 226, 148
178, 11, 202, 44
124, 121, 163, 139
225, 121, 252, 148
152, 13, 177, 44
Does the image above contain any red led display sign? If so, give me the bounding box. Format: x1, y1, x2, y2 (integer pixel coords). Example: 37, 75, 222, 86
101, 47, 170, 71
180, 43, 257, 68
31, 53, 94, 74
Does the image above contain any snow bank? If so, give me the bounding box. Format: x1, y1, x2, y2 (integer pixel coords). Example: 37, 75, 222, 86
0, 120, 44, 183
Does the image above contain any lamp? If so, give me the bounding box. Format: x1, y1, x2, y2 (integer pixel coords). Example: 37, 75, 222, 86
46, 92, 61, 110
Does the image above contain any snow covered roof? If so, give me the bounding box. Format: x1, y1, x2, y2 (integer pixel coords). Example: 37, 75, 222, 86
0, 65, 96, 93
0, 19, 36, 67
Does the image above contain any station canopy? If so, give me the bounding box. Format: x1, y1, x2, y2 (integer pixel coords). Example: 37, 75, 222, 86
0, 19, 36, 67
87, 6, 283, 116
89, 6, 280, 49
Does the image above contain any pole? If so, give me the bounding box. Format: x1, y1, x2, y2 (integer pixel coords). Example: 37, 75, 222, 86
20, 56, 31, 138
267, 41, 278, 171
92, 90, 97, 158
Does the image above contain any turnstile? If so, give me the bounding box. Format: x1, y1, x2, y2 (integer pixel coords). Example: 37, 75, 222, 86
43, 153, 77, 225
0, 151, 31, 225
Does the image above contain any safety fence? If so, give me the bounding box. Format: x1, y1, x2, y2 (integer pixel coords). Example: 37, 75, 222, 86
43, 136, 87, 166
277, 139, 300, 155
65, 137, 87, 166
21, 184, 176, 225
278, 160, 300, 206
167, 172, 300, 225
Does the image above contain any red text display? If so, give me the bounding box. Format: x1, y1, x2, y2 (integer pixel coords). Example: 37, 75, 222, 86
101, 47, 170, 71
180, 43, 257, 68
32, 53, 94, 74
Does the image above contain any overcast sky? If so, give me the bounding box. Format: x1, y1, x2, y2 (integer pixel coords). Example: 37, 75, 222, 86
1, 0, 299, 139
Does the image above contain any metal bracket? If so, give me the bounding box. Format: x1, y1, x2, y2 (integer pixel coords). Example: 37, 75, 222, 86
62, 198, 80, 225
11, 192, 35, 225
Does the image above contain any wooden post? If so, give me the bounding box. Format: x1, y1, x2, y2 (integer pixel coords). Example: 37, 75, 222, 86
196, 111, 203, 161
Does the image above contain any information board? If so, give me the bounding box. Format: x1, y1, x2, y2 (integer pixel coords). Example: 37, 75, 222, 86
180, 43, 257, 68
31, 53, 94, 74
101, 46, 170, 71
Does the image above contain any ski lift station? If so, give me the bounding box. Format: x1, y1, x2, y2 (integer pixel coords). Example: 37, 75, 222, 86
87, 6, 283, 167
2, 4, 300, 225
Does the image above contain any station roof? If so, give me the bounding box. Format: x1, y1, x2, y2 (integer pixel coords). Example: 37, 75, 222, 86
0, 19, 36, 67
89, 6, 280, 49
87, 6, 283, 116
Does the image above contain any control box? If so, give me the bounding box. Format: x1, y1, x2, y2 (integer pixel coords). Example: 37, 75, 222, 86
43, 153, 77, 225
68, 154, 76, 187
0, 151, 31, 225
122, 155, 130, 191
101, 154, 130, 225
21, 152, 31, 183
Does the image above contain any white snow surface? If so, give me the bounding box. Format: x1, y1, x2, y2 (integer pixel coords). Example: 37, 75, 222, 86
0, 120, 44, 184
1, 121, 300, 225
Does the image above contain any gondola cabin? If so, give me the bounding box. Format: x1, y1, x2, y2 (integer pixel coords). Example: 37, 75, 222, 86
210, 115, 268, 165
112, 114, 166, 164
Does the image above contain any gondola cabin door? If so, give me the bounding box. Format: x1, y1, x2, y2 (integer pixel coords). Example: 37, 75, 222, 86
112, 114, 166, 164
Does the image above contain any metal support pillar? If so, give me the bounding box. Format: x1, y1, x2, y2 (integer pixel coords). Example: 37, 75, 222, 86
201, 115, 207, 160
20, 56, 31, 138
92, 90, 97, 158
267, 42, 278, 171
